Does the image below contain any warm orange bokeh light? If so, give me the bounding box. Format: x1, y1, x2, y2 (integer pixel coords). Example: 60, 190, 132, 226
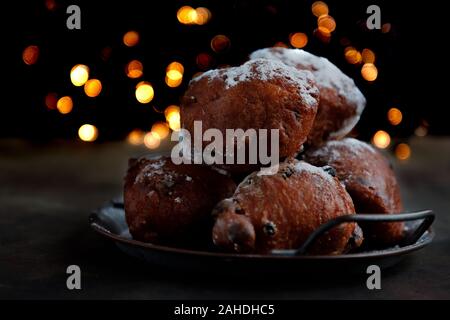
289, 33, 308, 48
126, 60, 143, 79
362, 48, 376, 64
165, 76, 183, 88
165, 105, 181, 131
167, 61, 184, 74
195, 7, 212, 25
144, 132, 161, 149
372, 130, 391, 149
345, 47, 362, 64
123, 31, 140, 47
177, 6, 197, 24
56, 96, 73, 114
361, 63, 378, 81
318, 15, 336, 32
22, 45, 39, 65
314, 27, 331, 43
78, 124, 98, 142
211, 35, 231, 53
312, 1, 329, 17
127, 129, 145, 145
388, 108, 403, 126
382, 23, 392, 33
151, 122, 170, 140
84, 79, 102, 97
135, 81, 154, 103
70, 64, 90, 86
395, 143, 411, 160
273, 42, 289, 48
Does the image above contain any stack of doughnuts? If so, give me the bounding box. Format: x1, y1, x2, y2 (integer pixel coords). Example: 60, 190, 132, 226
124, 48, 404, 254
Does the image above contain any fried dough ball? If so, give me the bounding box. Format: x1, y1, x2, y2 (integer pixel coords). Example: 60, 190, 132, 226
304, 138, 404, 245
180, 58, 319, 174
124, 156, 236, 247
212, 159, 362, 255
250, 48, 366, 147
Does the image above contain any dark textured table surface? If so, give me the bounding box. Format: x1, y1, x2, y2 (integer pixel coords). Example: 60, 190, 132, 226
1, 138, 449, 299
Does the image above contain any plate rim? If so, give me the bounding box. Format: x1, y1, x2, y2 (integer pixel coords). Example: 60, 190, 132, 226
89, 210, 434, 261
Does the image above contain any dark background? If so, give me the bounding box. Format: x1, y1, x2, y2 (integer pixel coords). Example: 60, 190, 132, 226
4, 0, 447, 142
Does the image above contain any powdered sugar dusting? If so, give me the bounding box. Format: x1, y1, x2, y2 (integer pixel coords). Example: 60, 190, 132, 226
250, 48, 366, 137
190, 58, 319, 108
310, 138, 376, 162
293, 161, 336, 184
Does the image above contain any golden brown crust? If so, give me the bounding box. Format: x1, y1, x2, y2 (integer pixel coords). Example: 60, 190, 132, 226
304, 138, 404, 245
181, 59, 319, 174
212, 159, 360, 254
124, 156, 236, 247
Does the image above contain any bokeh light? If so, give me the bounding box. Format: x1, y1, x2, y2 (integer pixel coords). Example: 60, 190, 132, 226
211, 35, 231, 53
372, 130, 391, 149
415, 125, 428, 137
70, 64, 89, 87
135, 81, 154, 103
144, 131, 161, 149
22, 45, 39, 65
165, 105, 181, 131
388, 108, 403, 126
314, 26, 331, 43
123, 31, 139, 47
362, 48, 376, 64
311, 1, 329, 17
195, 7, 212, 25
78, 124, 98, 142
167, 61, 184, 74
45, 93, 58, 110
127, 129, 145, 145
361, 63, 378, 81
165, 61, 184, 88
56, 96, 73, 114
344, 47, 362, 64
382, 23, 392, 33
126, 60, 143, 79
84, 79, 102, 97
318, 15, 336, 32
395, 143, 411, 160
289, 33, 308, 48
45, 0, 56, 11
177, 6, 197, 24
273, 41, 289, 48
151, 122, 170, 140
196, 53, 214, 70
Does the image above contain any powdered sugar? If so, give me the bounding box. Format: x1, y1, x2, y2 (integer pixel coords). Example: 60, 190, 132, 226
310, 138, 376, 162
294, 160, 337, 184
190, 58, 319, 108
250, 48, 366, 137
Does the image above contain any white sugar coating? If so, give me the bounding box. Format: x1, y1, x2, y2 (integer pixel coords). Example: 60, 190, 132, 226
190, 58, 319, 108
293, 160, 337, 185
309, 138, 376, 163
250, 48, 366, 137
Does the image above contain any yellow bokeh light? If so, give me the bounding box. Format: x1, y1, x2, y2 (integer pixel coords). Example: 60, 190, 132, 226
151, 122, 170, 140
165, 76, 183, 88
22, 45, 39, 65
123, 31, 139, 47
388, 108, 402, 126
372, 130, 391, 149
345, 47, 362, 64
165, 105, 181, 131
78, 124, 98, 142
318, 15, 336, 32
167, 61, 184, 74
361, 63, 378, 81
84, 79, 102, 97
166, 69, 183, 81
314, 26, 332, 43
211, 35, 231, 53
135, 81, 154, 103
56, 96, 73, 114
127, 129, 145, 145
177, 6, 197, 24
144, 132, 161, 149
195, 7, 212, 25
362, 48, 376, 64
289, 33, 308, 48
312, 1, 329, 17
126, 60, 143, 79
395, 143, 411, 160
70, 64, 90, 87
